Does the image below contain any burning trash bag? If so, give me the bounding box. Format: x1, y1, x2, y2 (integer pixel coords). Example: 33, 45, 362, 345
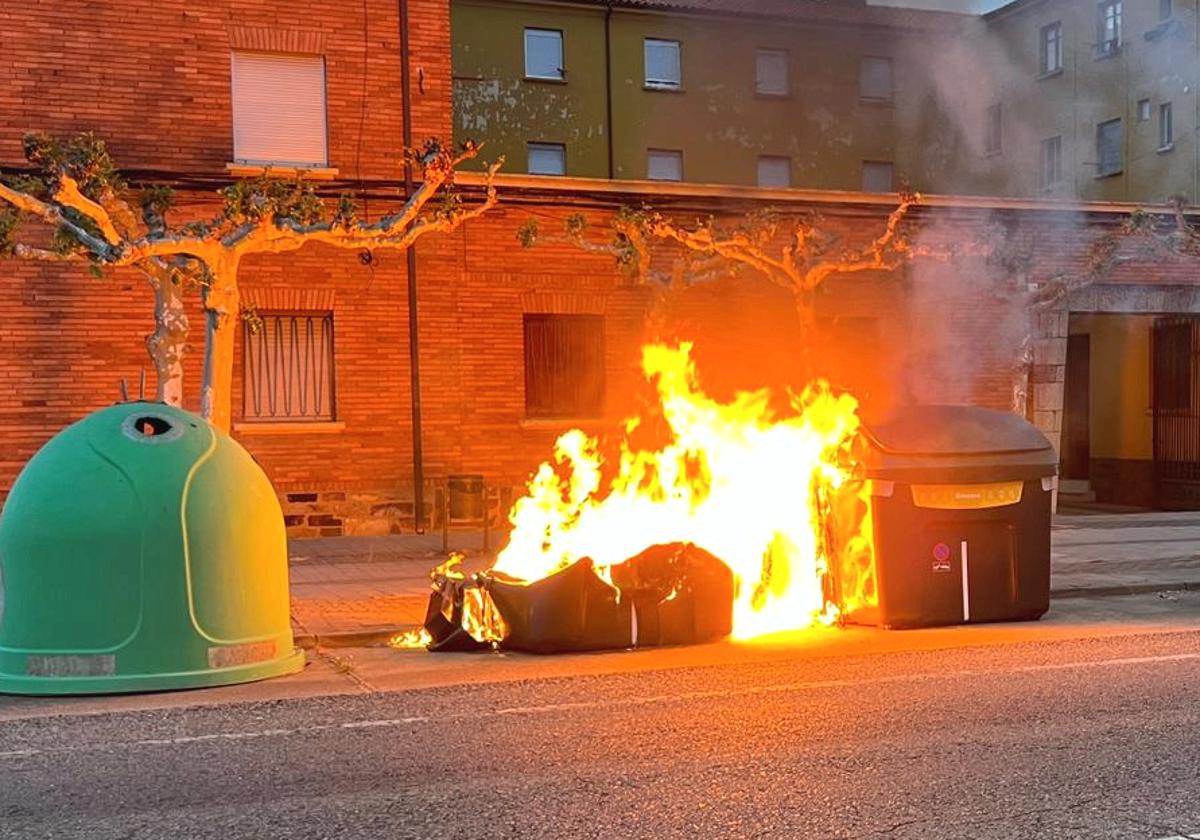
423, 543, 734, 654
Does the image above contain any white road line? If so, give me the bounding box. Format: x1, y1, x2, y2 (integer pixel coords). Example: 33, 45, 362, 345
2, 651, 1197, 761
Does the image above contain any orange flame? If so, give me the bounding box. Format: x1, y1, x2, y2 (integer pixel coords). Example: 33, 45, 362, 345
492, 343, 875, 640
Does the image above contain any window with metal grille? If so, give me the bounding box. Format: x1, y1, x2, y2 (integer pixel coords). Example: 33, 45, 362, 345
231, 51, 328, 167
1040, 22, 1062, 75
1096, 118, 1123, 176
523, 314, 605, 418
242, 312, 335, 422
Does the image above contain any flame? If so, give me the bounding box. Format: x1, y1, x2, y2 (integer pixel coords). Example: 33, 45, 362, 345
491, 343, 875, 640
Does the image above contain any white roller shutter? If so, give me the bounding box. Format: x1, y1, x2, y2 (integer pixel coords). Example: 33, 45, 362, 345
231, 51, 328, 167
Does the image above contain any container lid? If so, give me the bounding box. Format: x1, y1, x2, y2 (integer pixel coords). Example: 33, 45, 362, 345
863, 404, 1053, 456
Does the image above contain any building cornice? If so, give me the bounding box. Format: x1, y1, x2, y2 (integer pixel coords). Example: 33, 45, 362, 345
456, 172, 1200, 221
462, 0, 970, 33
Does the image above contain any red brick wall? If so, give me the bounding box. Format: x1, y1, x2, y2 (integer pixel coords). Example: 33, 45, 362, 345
2, 0, 448, 176
8, 0, 1198, 534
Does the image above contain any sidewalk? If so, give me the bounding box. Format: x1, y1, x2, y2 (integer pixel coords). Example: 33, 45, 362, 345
288, 512, 1200, 647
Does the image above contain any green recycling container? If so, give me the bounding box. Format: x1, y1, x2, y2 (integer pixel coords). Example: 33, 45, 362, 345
0, 401, 304, 694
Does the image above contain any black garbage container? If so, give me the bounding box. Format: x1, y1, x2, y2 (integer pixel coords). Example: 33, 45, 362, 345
852, 405, 1058, 629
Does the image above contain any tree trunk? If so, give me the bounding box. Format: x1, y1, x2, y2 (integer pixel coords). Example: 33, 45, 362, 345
1012, 334, 1032, 418
793, 289, 819, 381
144, 267, 188, 407
200, 256, 241, 433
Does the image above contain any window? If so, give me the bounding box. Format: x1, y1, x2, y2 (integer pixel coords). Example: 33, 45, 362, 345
1160, 102, 1174, 149
985, 104, 1003, 155
859, 57, 893, 103
1097, 1, 1122, 55
1138, 98, 1152, 122
243, 312, 335, 422
1040, 22, 1063, 75
1161, 0, 1174, 20
644, 39, 681, 90
527, 142, 566, 175
524, 29, 564, 80
755, 49, 789, 96
1096, 118, 1124, 176
1041, 136, 1063, 188
647, 149, 683, 181
757, 156, 791, 188
523, 314, 605, 418
861, 161, 895, 192
231, 52, 327, 166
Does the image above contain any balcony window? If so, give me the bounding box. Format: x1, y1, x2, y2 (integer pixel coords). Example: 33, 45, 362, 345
1041, 136, 1063, 188
1097, 0, 1122, 56
1096, 118, 1124, 176
1039, 22, 1063, 75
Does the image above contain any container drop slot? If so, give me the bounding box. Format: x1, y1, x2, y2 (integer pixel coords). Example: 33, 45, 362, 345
135, 416, 172, 436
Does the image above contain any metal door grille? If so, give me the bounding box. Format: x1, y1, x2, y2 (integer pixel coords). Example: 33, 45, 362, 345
243, 312, 335, 422
1152, 316, 1200, 507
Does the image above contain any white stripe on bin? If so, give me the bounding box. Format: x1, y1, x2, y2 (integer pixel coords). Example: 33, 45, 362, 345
961, 540, 970, 622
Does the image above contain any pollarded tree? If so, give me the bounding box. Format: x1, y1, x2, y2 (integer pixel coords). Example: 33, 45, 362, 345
1, 133, 501, 431
521, 196, 1188, 416
518, 192, 991, 376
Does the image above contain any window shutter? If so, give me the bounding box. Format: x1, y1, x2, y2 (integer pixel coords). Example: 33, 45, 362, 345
231, 52, 328, 166
859, 57, 893, 101
645, 39, 681, 87
756, 50, 789, 96
757, 156, 791, 188
528, 143, 566, 176
524, 29, 563, 80
647, 149, 683, 181
862, 161, 894, 192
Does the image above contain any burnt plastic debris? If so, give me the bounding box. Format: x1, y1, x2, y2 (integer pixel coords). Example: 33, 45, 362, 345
423, 543, 734, 654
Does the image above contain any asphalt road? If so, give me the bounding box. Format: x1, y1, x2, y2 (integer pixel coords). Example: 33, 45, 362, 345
1, 625, 1199, 840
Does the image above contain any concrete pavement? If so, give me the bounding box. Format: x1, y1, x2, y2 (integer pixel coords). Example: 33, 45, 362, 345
288, 512, 1200, 647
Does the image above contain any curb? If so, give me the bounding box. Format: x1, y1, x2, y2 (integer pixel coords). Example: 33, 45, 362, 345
292, 582, 1200, 649
293, 627, 416, 650
1049, 581, 1200, 600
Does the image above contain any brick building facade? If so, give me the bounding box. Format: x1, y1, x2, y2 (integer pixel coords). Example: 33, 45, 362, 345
4, 0, 1198, 531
